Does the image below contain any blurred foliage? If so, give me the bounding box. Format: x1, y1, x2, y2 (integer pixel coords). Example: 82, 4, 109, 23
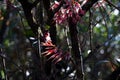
0, 0, 120, 80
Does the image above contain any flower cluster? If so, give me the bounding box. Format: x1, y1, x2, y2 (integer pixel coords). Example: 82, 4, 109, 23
41, 31, 70, 63
93, 0, 106, 8
51, 0, 85, 24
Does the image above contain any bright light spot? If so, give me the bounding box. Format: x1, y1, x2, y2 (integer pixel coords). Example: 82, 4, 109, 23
26, 70, 30, 77
116, 57, 120, 62
96, 24, 101, 28
87, 50, 91, 54
113, 9, 119, 15
69, 73, 75, 77
98, 72, 101, 76
66, 66, 70, 71
27, 51, 31, 57
102, 21, 105, 25
29, 37, 35, 40
100, 49, 104, 54
69, 70, 76, 77
115, 34, 120, 41
62, 68, 65, 72
86, 67, 91, 72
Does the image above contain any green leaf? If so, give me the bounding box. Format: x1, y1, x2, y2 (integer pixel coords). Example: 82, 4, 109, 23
1, 70, 5, 79
45, 25, 50, 30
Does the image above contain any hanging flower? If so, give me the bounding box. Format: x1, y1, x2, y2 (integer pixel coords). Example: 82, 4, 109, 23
51, 1, 61, 10
41, 31, 70, 63
52, 0, 85, 24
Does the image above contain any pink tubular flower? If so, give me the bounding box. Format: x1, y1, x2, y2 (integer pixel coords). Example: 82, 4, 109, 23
51, 1, 60, 10
42, 31, 70, 63
52, 0, 85, 24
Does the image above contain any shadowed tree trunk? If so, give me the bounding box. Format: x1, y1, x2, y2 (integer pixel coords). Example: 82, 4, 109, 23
67, 0, 99, 79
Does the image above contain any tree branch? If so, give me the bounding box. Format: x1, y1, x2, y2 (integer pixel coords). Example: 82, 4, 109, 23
68, 0, 99, 79
18, 0, 39, 34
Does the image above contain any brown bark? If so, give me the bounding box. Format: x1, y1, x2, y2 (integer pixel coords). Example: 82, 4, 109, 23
18, 0, 39, 34
68, 18, 84, 80
68, 0, 99, 80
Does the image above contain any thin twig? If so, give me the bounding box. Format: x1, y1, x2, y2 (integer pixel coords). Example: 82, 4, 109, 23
89, 10, 93, 54
98, 2, 109, 38
38, 27, 42, 58
64, 25, 71, 53
77, 28, 85, 80
1, 48, 8, 80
